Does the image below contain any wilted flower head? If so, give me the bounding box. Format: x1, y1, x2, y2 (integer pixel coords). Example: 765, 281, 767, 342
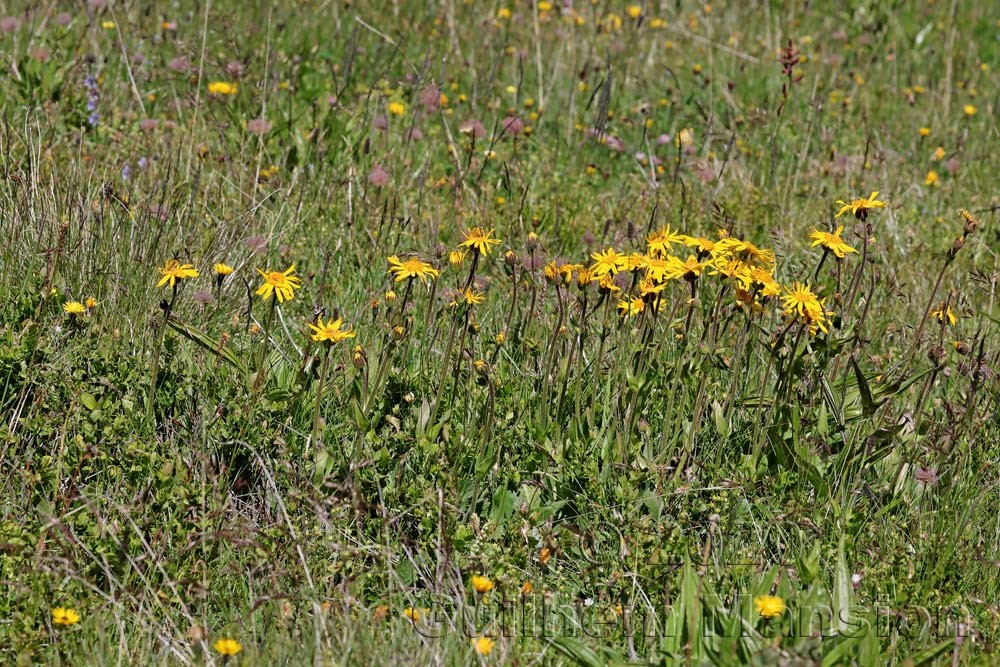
246, 118, 271, 135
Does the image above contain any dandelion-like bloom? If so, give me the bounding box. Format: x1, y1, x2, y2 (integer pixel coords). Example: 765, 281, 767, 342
716, 238, 775, 268
679, 235, 717, 256
459, 227, 503, 256
590, 248, 627, 277
387, 255, 440, 284
387, 101, 405, 117
64, 301, 86, 315
85, 297, 98, 309
255, 265, 302, 303
754, 595, 785, 619
451, 287, 484, 307
781, 282, 822, 320
308, 317, 356, 345
666, 255, 709, 281
471, 575, 494, 594
472, 636, 495, 656
618, 296, 645, 318
930, 304, 958, 326
963, 104, 976, 117
782, 282, 831, 334
156, 259, 199, 288
52, 607, 80, 626
403, 607, 421, 622
809, 225, 857, 259
835, 191, 886, 219
214, 263, 234, 276
213, 638, 242, 656
207, 81, 238, 96
924, 171, 939, 187
646, 225, 686, 257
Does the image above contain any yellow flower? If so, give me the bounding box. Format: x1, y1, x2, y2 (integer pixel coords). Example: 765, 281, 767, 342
495, 331, 506, 345
834, 191, 887, 219
459, 227, 503, 256
679, 235, 716, 255
809, 225, 857, 259
214, 263, 234, 276
618, 296, 645, 318
308, 317, 356, 345
626, 5, 642, 19
101, 21, 116, 29
538, 1, 553, 11
85, 297, 98, 309
497, 7, 512, 20
590, 248, 627, 277
64, 301, 86, 315
472, 636, 495, 656
449, 249, 466, 267
255, 265, 302, 303
647, 225, 686, 257
207, 81, 238, 96
471, 575, 494, 594
666, 255, 709, 281
387, 255, 440, 284
520, 582, 533, 595
919, 127, 930, 137
157, 259, 199, 288
52, 607, 80, 626
754, 595, 785, 619
387, 101, 405, 117
781, 282, 821, 319
451, 287, 485, 307
930, 304, 958, 326
403, 607, 421, 622
963, 104, 976, 117
924, 170, 939, 186
782, 282, 831, 334
931, 146, 945, 161
213, 638, 242, 656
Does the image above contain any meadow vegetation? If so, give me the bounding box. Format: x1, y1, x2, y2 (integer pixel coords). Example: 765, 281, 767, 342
0, 1, 998, 664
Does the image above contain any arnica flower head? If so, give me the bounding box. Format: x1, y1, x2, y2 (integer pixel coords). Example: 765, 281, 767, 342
402, 607, 421, 622
666, 255, 709, 281
85, 297, 98, 309
782, 282, 831, 334
835, 191, 886, 220
207, 81, 238, 96
451, 287, 484, 307
754, 595, 785, 619
471, 575, 494, 594
809, 225, 857, 259
64, 301, 86, 315
213, 638, 242, 656
472, 636, 495, 656
255, 264, 302, 303
214, 262, 234, 276
618, 296, 645, 318
930, 304, 958, 326
308, 317, 356, 345
646, 225, 686, 257
590, 248, 627, 277
52, 607, 80, 626
157, 259, 199, 288
459, 227, 503, 256
387, 255, 440, 284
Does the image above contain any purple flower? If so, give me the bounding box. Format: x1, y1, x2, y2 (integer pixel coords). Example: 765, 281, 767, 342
1, 16, 21, 33
246, 118, 271, 135
121, 164, 131, 180
138, 157, 149, 169
368, 164, 390, 187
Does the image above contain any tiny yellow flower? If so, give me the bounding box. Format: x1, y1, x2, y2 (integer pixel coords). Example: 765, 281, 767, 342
472, 636, 495, 655
156, 259, 199, 288
520, 581, 533, 595
497, 7, 512, 20
387, 101, 405, 117
214, 263, 234, 276
930, 304, 958, 326
403, 607, 420, 622
924, 170, 939, 186
459, 227, 503, 256
255, 265, 302, 303
64, 301, 86, 315
963, 104, 976, 117
754, 595, 785, 619
52, 607, 80, 626
538, 1, 553, 11
626, 5, 642, 19
387, 255, 440, 284
213, 638, 242, 656
207, 81, 238, 96
308, 317, 356, 345
101, 21, 116, 29
85, 297, 98, 309
471, 575, 494, 594
919, 127, 930, 137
